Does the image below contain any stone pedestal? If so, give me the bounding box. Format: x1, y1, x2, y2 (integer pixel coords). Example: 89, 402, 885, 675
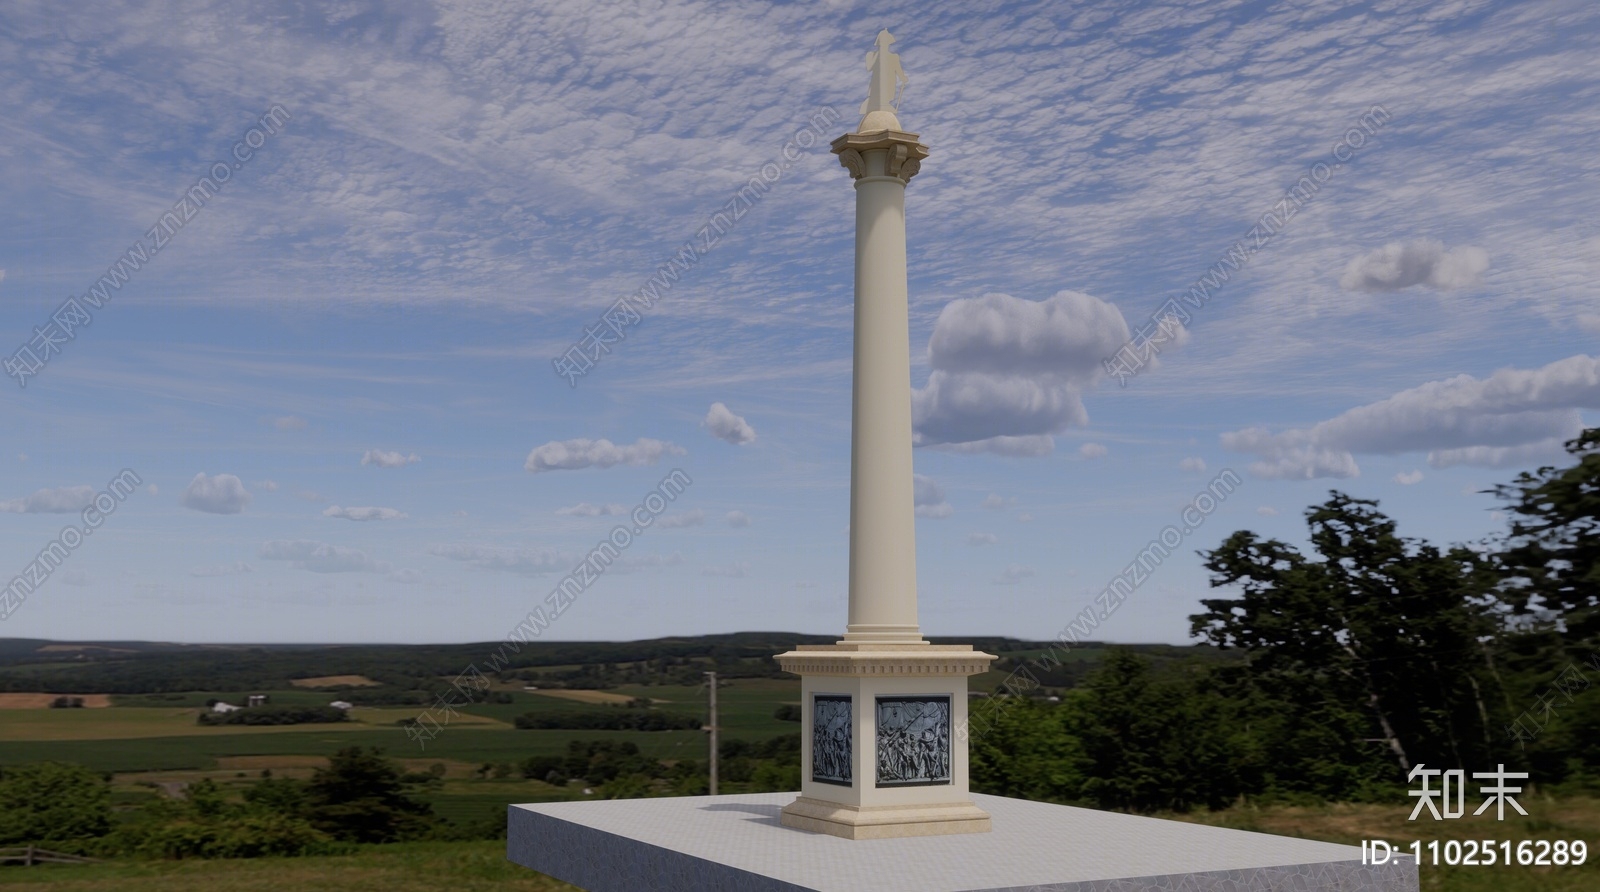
774, 644, 995, 838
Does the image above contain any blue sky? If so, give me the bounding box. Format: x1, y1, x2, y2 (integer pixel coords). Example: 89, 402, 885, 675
1, 0, 1596, 645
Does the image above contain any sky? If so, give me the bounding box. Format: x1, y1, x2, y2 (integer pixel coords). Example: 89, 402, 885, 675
1, 0, 1596, 646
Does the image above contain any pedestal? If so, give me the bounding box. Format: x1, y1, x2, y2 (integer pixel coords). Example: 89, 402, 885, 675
774, 643, 995, 838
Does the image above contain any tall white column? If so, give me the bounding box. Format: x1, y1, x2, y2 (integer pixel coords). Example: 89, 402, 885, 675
838, 134, 927, 645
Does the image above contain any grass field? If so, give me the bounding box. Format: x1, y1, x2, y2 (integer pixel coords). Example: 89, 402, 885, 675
0, 840, 579, 891
0, 694, 113, 708
1, 801, 1593, 890
289, 675, 381, 688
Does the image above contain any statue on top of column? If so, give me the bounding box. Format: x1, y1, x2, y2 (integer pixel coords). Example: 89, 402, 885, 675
858, 29, 907, 131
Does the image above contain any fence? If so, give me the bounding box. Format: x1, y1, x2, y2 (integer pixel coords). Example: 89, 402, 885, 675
0, 845, 102, 866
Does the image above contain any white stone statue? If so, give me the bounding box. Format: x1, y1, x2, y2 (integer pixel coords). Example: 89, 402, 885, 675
858, 29, 907, 132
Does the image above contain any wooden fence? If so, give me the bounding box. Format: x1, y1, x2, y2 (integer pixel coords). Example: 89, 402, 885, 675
0, 845, 102, 866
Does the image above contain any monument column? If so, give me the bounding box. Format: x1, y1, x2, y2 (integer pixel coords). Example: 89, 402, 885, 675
776, 30, 995, 840
838, 101, 927, 645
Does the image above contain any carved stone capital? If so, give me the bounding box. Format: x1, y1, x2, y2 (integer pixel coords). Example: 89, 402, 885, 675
830, 130, 930, 183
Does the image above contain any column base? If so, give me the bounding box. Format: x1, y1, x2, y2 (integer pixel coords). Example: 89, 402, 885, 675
780, 796, 992, 839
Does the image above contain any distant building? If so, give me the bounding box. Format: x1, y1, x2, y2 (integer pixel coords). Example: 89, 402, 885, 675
329, 700, 353, 710
246, 694, 268, 707
211, 701, 241, 713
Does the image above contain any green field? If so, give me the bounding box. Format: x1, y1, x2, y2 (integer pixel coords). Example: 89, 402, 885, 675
0, 677, 790, 775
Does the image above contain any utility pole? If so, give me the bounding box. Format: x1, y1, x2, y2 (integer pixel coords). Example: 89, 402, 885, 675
705, 670, 719, 795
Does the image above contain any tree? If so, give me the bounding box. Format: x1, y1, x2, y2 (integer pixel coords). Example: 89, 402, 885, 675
1488, 427, 1600, 643
302, 747, 434, 843
1191, 492, 1508, 790
0, 762, 111, 845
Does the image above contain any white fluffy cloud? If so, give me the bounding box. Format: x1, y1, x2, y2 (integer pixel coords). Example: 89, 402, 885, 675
1256, 506, 1279, 517
913, 291, 1136, 449
982, 494, 1014, 510
1180, 457, 1207, 472
702, 562, 749, 578
657, 509, 705, 529
913, 474, 953, 518
704, 403, 756, 445
1222, 355, 1599, 479
1079, 443, 1108, 459
968, 532, 997, 546
1393, 470, 1424, 485
428, 543, 568, 575
556, 503, 627, 516
259, 540, 386, 573
0, 485, 95, 513
726, 510, 751, 528
1339, 239, 1489, 292
190, 562, 253, 578
324, 505, 408, 521
361, 449, 420, 468
181, 473, 251, 514
524, 438, 683, 472
996, 564, 1034, 585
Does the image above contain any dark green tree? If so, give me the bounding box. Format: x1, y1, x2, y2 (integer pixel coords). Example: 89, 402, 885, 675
1191, 492, 1508, 791
0, 762, 111, 845
302, 747, 435, 844
1487, 427, 1600, 643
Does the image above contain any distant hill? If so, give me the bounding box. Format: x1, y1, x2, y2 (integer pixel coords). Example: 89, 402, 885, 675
0, 634, 1231, 695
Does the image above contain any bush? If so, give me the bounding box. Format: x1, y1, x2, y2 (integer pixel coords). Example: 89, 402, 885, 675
197, 705, 349, 726
0, 762, 111, 845
513, 709, 701, 731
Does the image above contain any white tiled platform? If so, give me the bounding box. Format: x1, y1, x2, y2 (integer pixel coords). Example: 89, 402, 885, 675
508, 792, 1418, 891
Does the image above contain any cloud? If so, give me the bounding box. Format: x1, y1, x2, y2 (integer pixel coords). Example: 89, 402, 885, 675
1076, 443, 1106, 460
16, 453, 25, 462
1394, 470, 1424, 485
387, 568, 422, 584
428, 543, 569, 576
181, 473, 251, 514
524, 438, 683, 472
1579, 315, 1600, 336
361, 449, 420, 468
1180, 456, 1207, 472
913, 474, 953, 518
256, 480, 280, 492
146, 484, 158, 496
933, 435, 1055, 456
657, 509, 705, 529
324, 505, 408, 521
1256, 506, 1279, 517
259, 540, 387, 573
1221, 355, 1599, 478
704, 402, 756, 445
190, 562, 253, 578
296, 490, 326, 503
982, 494, 1014, 510
1016, 512, 1034, 523
1427, 440, 1572, 469
1339, 239, 1489, 292
913, 291, 1137, 448
0, 485, 95, 513
726, 510, 751, 528
273, 416, 308, 431
968, 532, 997, 546
556, 502, 627, 516
702, 562, 749, 578
995, 564, 1034, 585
